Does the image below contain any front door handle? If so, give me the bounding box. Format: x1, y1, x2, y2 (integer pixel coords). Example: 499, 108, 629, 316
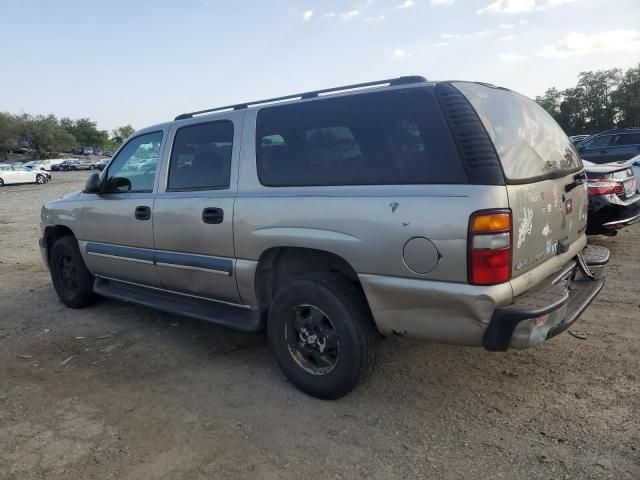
135, 206, 151, 220
202, 207, 224, 224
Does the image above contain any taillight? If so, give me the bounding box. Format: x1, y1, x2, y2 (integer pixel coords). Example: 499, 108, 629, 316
468, 209, 512, 286
587, 179, 623, 195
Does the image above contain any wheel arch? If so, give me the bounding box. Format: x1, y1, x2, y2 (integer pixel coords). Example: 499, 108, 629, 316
254, 246, 364, 314
43, 225, 77, 262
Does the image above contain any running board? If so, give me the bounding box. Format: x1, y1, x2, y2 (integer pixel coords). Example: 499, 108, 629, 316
93, 278, 263, 332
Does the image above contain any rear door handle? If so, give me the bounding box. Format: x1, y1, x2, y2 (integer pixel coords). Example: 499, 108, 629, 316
135, 206, 151, 220
202, 207, 224, 224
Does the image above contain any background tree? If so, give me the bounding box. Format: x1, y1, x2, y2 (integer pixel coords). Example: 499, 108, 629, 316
22, 114, 76, 158
111, 125, 135, 147
60, 118, 110, 150
0, 113, 20, 160
0, 112, 138, 160
577, 69, 621, 132
613, 64, 640, 127
535, 87, 562, 120
558, 87, 587, 135
536, 63, 639, 135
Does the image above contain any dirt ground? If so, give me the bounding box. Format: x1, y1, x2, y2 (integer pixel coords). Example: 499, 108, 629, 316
1, 171, 638, 480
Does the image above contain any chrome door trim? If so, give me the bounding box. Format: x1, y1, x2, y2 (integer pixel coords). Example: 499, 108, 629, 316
85, 242, 234, 275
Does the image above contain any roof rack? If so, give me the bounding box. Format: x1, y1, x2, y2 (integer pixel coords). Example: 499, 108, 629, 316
174, 75, 427, 121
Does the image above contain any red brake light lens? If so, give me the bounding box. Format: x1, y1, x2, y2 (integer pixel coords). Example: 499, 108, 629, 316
468, 210, 512, 286
470, 249, 512, 285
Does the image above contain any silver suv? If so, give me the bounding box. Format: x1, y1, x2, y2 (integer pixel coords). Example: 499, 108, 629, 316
40, 76, 609, 399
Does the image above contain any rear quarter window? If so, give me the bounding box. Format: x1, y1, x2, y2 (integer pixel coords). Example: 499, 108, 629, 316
255, 88, 467, 187
615, 133, 640, 146
454, 82, 582, 183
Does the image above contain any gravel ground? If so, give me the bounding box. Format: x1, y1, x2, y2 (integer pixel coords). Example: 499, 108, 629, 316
0, 171, 638, 479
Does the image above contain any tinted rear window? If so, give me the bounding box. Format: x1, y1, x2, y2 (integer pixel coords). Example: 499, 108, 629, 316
454, 82, 581, 182
256, 88, 466, 187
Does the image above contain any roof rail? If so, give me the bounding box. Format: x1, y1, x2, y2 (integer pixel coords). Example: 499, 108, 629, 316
174, 75, 427, 121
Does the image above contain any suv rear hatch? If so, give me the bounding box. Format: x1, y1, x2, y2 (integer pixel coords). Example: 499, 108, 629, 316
453, 82, 587, 280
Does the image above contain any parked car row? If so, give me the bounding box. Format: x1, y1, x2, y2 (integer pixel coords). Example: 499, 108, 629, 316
20, 158, 106, 171
2, 156, 112, 174
51, 159, 96, 171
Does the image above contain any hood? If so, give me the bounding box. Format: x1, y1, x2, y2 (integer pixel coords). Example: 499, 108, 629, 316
57, 190, 83, 200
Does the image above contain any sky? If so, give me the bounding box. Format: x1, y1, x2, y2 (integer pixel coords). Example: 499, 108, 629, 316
1, 0, 639, 132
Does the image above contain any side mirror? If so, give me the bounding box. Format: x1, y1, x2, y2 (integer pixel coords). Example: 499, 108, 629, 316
84, 172, 101, 193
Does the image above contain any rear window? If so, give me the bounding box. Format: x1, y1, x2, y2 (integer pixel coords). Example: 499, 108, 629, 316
454, 82, 581, 182
256, 88, 466, 187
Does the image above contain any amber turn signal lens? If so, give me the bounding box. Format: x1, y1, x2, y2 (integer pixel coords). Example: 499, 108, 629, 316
471, 213, 511, 233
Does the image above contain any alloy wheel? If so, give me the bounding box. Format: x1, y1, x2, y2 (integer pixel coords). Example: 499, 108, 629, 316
285, 304, 340, 375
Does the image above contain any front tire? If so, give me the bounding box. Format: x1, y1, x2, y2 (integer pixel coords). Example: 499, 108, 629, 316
49, 236, 96, 308
0, 178, 4, 187
267, 272, 379, 399
36, 174, 45, 184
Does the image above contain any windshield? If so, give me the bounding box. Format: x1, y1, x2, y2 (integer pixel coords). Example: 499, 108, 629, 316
454, 82, 582, 182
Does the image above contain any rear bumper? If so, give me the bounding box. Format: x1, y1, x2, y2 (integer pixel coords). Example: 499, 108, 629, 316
483, 245, 609, 351
587, 198, 640, 233
602, 211, 640, 229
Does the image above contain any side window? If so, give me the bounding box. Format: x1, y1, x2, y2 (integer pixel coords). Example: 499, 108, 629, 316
301, 126, 363, 170
104, 131, 163, 193
167, 121, 234, 191
615, 134, 640, 146
585, 135, 612, 149
393, 119, 427, 156
256, 88, 466, 187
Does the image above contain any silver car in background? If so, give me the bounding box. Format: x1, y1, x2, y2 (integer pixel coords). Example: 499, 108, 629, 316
39, 76, 608, 398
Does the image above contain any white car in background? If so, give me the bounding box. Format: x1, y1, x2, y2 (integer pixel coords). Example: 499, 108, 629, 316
0, 164, 49, 186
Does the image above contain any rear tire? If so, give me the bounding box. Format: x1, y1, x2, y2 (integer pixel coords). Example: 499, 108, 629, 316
0, 178, 4, 187
50, 236, 96, 308
267, 272, 379, 399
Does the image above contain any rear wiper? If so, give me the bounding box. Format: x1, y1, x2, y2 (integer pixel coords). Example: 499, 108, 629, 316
565, 171, 587, 193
